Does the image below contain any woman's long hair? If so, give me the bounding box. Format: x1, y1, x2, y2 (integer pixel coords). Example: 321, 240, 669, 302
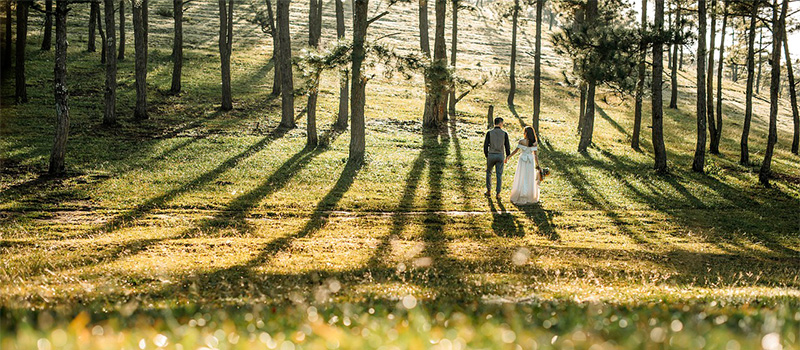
524, 126, 538, 146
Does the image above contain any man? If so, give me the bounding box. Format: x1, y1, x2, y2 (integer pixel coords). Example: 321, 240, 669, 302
484, 117, 511, 198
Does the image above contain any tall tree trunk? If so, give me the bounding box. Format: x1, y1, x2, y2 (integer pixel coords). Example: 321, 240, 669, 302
308, 0, 322, 47
578, 83, 586, 132
133, 0, 148, 120
170, 0, 183, 94
432, 0, 447, 125
652, 0, 667, 172
266, 0, 280, 96
118, 0, 125, 60
306, 0, 322, 146
578, 82, 596, 152
419, 0, 430, 56
219, 0, 233, 111
692, 0, 707, 172
785, 28, 799, 154
423, 0, 447, 130
711, 0, 727, 154
759, 0, 786, 186
89, 2, 98, 52
669, 4, 680, 109
548, 5, 553, 30
447, 0, 457, 117
50, 0, 69, 176
2, 1, 11, 73
706, 0, 716, 153
104, 0, 117, 125
507, 0, 518, 107
307, 72, 319, 146
740, 0, 758, 165
335, 0, 349, 129
277, 0, 294, 128
577, 0, 598, 153
532, 0, 543, 134
349, 0, 368, 161
756, 26, 762, 95
15, 1, 28, 103
679, 42, 683, 69
667, 5, 671, 69
42, 0, 53, 50
96, 4, 106, 63
633, 0, 647, 151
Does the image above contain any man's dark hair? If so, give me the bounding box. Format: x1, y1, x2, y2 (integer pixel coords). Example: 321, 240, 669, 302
494, 117, 504, 126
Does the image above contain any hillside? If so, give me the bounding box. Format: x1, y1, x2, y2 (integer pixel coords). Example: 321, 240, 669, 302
1, 0, 800, 348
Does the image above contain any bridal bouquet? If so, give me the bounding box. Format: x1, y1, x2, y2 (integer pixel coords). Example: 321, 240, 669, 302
538, 167, 550, 182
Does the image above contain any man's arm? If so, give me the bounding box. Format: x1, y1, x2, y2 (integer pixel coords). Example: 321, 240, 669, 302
483, 132, 490, 157
504, 132, 511, 157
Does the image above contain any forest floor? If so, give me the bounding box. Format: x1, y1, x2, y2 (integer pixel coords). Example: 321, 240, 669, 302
1, 0, 800, 349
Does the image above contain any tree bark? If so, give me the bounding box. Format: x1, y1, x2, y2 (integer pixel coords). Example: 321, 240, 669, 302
578, 82, 596, 152
532, 0, 543, 134
349, 0, 368, 161
309, 0, 322, 47
577, 0, 598, 153
432, 0, 447, 125
2, 1, 11, 72
49, 0, 69, 176
578, 83, 586, 132
669, 4, 680, 109
307, 72, 319, 146
711, 0, 726, 154
632, 0, 647, 151
277, 0, 294, 128
652, 0, 667, 172
219, 0, 233, 111
15, 1, 28, 103
89, 2, 98, 52
759, 0, 786, 186
419, 0, 430, 56
96, 4, 106, 63
133, 0, 148, 120
705, 0, 716, 153
692, 0, 707, 172
104, 0, 117, 125
118, 0, 125, 60
265, 0, 280, 96
740, 0, 758, 165
447, 0, 457, 117
785, 28, 799, 154
756, 26, 762, 95
307, 0, 322, 146
42, 0, 53, 50
334, 0, 349, 129
170, 0, 183, 94
507, 0, 518, 107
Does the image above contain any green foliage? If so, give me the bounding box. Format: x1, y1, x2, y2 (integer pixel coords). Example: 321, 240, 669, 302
552, 0, 641, 92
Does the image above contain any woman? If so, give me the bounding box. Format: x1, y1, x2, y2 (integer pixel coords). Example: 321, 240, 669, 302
506, 126, 541, 205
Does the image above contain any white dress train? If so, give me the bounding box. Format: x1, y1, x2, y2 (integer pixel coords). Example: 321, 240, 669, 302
509, 142, 539, 205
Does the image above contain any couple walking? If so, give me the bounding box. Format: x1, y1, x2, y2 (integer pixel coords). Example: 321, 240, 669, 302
483, 117, 543, 205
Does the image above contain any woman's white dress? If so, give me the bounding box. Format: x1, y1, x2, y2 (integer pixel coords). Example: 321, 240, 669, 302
509, 141, 539, 205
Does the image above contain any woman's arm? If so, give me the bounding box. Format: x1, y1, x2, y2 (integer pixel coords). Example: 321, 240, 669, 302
505, 148, 520, 163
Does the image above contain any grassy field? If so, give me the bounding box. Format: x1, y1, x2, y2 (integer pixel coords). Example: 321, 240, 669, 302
1, 0, 800, 348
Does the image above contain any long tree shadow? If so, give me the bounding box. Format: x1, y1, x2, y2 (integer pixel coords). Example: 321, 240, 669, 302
591, 147, 799, 257
515, 203, 560, 241
488, 197, 524, 237
186, 128, 346, 237
90, 127, 290, 236
192, 155, 362, 284
540, 142, 654, 245
8, 129, 294, 276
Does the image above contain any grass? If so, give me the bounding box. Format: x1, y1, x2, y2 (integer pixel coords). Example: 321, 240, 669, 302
1, 0, 800, 348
